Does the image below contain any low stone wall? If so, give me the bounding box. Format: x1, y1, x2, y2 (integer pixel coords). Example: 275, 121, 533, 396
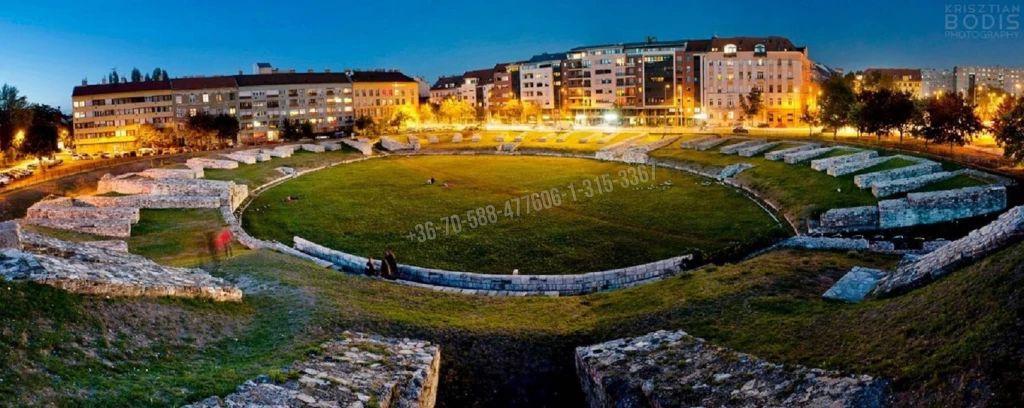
819, 206, 880, 230
718, 139, 763, 155
595, 136, 645, 161
76, 194, 222, 209
827, 155, 894, 177
854, 162, 941, 189
784, 146, 835, 164
19, 218, 133, 238
878, 186, 1006, 229
82, 240, 129, 252
774, 235, 870, 251
265, 147, 292, 158
873, 205, 1024, 297
222, 152, 257, 164
293, 236, 691, 296
27, 204, 140, 223
823, 266, 886, 302
3, 231, 241, 301
680, 136, 717, 149
765, 143, 818, 161
870, 170, 957, 198
737, 141, 780, 157
300, 143, 325, 153
717, 163, 754, 180
576, 330, 889, 408
810, 150, 876, 172
695, 137, 729, 151
98, 174, 248, 210
140, 167, 202, 179
621, 137, 678, 164
341, 138, 373, 155
380, 136, 418, 152
0, 221, 22, 249
187, 157, 239, 170
320, 142, 342, 151
185, 332, 439, 408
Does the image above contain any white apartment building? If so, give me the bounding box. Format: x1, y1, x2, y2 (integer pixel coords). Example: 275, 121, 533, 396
954, 66, 1024, 99
520, 53, 565, 113
234, 72, 354, 141
701, 37, 812, 126
921, 68, 956, 98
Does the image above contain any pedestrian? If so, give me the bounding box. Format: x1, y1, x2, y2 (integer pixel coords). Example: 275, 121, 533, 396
216, 228, 233, 257
384, 249, 398, 280
365, 257, 377, 277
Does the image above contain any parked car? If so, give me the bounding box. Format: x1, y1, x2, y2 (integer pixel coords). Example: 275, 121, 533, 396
100, 152, 112, 159
81, 153, 94, 160
315, 135, 329, 140
26, 163, 39, 171
732, 127, 750, 134
138, 147, 154, 156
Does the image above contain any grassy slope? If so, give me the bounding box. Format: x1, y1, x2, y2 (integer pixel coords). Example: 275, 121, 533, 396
8, 207, 1024, 407
242, 155, 788, 274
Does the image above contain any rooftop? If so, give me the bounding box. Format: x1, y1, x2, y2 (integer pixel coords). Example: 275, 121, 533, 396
347, 70, 416, 83
72, 80, 172, 97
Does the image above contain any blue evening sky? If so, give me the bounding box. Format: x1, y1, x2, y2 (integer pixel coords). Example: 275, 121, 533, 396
1, 0, 1022, 110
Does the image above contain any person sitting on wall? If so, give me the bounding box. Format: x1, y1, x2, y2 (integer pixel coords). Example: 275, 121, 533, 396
384, 249, 398, 280
365, 257, 377, 277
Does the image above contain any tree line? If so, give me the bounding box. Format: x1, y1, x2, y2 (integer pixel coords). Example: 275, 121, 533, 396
101, 67, 170, 85
0, 84, 69, 167
810, 72, 1024, 158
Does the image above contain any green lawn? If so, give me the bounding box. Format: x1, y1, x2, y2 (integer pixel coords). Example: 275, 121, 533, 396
203, 148, 363, 188
242, 155, 789, 274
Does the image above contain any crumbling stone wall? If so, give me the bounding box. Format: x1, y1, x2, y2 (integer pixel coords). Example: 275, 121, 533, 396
784, 146, 836, 164
576, 330, 889, 408
854, 162, 941, 189
810, 150, 876, 171
819, 206, 880, 230
764, 143, 818, 161
139, 168, 202, 179
870, 170, 957, 197
873, 205, 1024, 297
718, 139, 763, 155
878, 186, 1006, 229
342, 138, 373, 155
187, 157, 239, 170
737, 141, 780, 157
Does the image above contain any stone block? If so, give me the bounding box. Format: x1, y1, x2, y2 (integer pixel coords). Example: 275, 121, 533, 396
737, 141, 780, 157
784, 147, 835, 164
854, 162, 941, 189
823, 267, 886, 302
0, 221, 21, 250
810, 150, 877, 172
764, 143, 818, 161
187, 158, 239, 170
300, 144, 325, 153
341, 138, 373, 155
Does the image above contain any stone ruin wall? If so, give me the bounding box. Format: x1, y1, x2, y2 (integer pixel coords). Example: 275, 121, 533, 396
877, 186, 1006, 229
810, 150, 876, 171
819, 206, 881, 230
783, 147, 836, 164
186, 157, 238, 170
293, 236, 690, 296
139, 167, 202, 179
764, 143, 818, 161
341, 138, 373, 155
575, 330, 889, 408
75, 194, 222, 209
854, 162, 942, 189
873, 205, 1024, 297
870, 170, 957, 197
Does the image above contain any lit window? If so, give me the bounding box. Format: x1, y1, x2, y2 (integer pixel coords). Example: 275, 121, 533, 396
202, 94, 209, 103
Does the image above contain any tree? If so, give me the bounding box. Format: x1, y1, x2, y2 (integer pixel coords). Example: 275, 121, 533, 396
818, 75, 856, 139
354, 116, 375, 135
439, 97, 474, 124
300, 121, 314, 139
389, 109, 413, 131
136, 123, 168, 148
888, 91, 918, 143
109, 69, 120, 85
418, 104, 437, 125
800, 106, 820, 136
161, 69, 169, 81
975, 87, 1009, 122
144, 73, 152, 82
737, 87, 763, 126
522, 101, 541, 124
281, 118, 300, 141
186, 112, 219, 147
860, 71, 895, 92
212, 114, 239, 143
502, 99, 524, 124
921, 93, 984, 153
993, 96, 1024, 163
130, 68, 143, 83
0, 84, 31, 152
21, 104, 61, 169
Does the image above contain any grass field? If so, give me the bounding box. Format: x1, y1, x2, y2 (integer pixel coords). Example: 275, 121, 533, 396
242, 155, 789, 274
9, 209, 1024, 406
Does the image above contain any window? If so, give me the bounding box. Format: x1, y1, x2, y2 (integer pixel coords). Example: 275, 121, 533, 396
754, 44, 766, 54
188, 108, 197, 117
175, 95, 182, 104
724, 44, 737, 55
202, 94, 209, 103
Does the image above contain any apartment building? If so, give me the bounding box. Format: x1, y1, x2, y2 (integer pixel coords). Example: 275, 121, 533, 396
429, 75, 462, 104
701, 36, 812, 126
71, 80, 174, 155
349, 70, 419, 122
623, 40, 689, 126
520, 53, 566, 116
954, 65, 1024, 101
922, 68, 956, 98
460, 69, 493, 118
859, 68, 923, 98
564, 44, 624, 124
233, 72, 354, 142
171, 76, 239, 124
675, 39, 709, 125
487, 63, 518, 118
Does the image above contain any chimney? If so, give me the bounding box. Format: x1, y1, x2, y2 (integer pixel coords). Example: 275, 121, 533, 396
325, 68, 331, 73
308, 69, 314, 73
238, 70, 243, 75
81, 79, 88, 86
